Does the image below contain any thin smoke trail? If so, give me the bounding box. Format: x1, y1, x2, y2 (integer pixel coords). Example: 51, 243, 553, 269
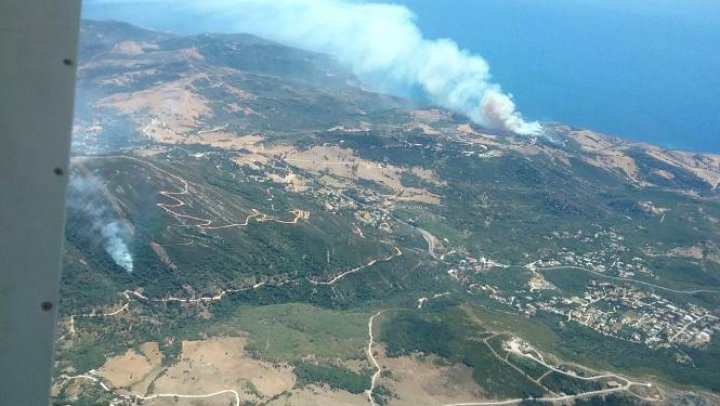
66, 176, 134, 273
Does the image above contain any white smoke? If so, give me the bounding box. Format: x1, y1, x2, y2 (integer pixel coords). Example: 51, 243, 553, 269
91, 0, 542, 135
67, 177, 134, 273
201, 0, 542, 135
100, 222, 134, 273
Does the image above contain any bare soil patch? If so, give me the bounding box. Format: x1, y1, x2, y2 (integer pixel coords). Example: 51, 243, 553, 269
98, 75, 212, 135
410, 109, 452, 123
644, 146, 720, 189
666, 246, 704, 260
375, 346, 487, 406
265, 385, 367, 406
111, 41, 146, 55
191, 132, 264, 150
98, 342, 162, 389
150, 241, 178, 271
286, 145, 439, 204
151, 337, 295, 404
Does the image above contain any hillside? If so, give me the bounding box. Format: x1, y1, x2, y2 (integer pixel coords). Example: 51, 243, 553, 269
55, 20, 720, 406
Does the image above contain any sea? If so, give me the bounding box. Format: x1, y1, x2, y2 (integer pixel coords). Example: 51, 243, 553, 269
393, 0, 720, 153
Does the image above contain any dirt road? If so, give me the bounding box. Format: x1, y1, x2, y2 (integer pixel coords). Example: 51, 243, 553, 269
365, 310, 385, 406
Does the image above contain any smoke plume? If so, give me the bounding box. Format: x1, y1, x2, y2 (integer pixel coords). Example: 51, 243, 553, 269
67, 176, 134, 273
204, 0, 542, 135
91, 0, 542, 135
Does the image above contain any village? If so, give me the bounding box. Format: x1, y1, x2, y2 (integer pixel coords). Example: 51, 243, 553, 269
472, 275, 718, 354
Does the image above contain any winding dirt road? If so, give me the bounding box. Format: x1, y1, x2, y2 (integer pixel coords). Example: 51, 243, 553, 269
312, 247, 403, 285
78, 155, 309, 231
59, 374, 240, 406
441, 333, 660, 406
417, 228, 437, 259
58, 294, 132, 341
132, 389, 240, 405
365, 310, 385, 406
59, 245, 402, 343
60, 241, 401, 341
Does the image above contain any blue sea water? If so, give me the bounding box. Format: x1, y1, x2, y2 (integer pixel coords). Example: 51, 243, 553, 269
83, 0, 720, 152
394, 0, 720, 153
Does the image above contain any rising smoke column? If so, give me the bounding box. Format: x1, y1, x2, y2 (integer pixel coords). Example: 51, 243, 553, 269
193, 0, 542, 135
66, 176, 134, 273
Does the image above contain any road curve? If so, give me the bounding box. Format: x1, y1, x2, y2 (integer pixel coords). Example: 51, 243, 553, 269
417, 227, 437, 259
133, 389, 240, 405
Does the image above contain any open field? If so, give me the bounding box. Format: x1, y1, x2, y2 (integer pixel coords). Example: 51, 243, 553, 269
98, 342, 162, 392
207, 303, 372, 362
151, 337, 295, 404
375, 347, 487, 406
